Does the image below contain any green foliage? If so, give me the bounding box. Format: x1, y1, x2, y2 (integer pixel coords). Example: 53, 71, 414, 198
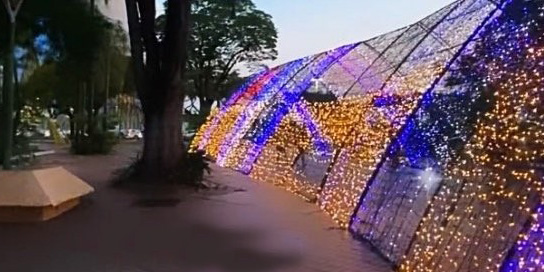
12, 135, 35, 164
18, 98, 45, 135
20, 63, 59, 104
184, 114, 208, 131
0, 135, 38, 167
71, 130, 117, 155
156, 0, 278, 113
1, 0, 130, 110
89, 23, 130, 105
176, 151, 212, 186
0, 0, 105, 64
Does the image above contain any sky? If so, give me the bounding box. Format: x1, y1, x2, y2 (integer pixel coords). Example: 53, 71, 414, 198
109, 0, 457, 67
98, 0, 457, 108
251, 0, 456, 67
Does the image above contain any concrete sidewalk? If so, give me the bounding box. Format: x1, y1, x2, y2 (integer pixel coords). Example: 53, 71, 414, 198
0, 143, 392, 272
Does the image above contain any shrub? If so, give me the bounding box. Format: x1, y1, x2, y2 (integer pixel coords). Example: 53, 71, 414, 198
177, 150, 211, 186
114, 150, 212, 187
0, 136, 37, 167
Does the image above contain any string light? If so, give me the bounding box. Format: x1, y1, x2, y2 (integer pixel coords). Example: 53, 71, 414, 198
401, 1, 544, 270
216, 58, 313, 167
348, 0, 503, 263
192, 71, 269, 152
191, 2, 544, 271
238, 43, 359, 174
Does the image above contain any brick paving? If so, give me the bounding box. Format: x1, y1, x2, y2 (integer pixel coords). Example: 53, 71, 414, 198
0, 143, 392, 272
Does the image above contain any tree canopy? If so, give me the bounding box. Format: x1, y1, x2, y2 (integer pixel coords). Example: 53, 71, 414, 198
1, 0, 126, 107
1, 0, 130, 167
157, 0, 278, 115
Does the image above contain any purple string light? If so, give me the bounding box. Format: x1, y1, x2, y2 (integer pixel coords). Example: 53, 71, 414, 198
238, 43, 359, 174
215, 58, 310, 166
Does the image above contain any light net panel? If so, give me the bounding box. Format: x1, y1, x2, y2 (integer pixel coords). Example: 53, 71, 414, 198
348, 0, 501, 265
317, 0, 498, 228
401, 0, 544, 270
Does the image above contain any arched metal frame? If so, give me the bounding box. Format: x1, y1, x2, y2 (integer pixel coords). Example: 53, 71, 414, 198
189, 0, 544, 270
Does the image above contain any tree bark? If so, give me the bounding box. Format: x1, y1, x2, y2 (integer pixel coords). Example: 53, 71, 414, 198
199, 97, 214, 117
125, 0, 190, 177
142, 86, 184, 171
87, 0, 98, 134
1, 19, 16, 169
12, 55, 20, 140
87, 81, 95, 134
103, 50, 111, 131
75, 82, 86, 144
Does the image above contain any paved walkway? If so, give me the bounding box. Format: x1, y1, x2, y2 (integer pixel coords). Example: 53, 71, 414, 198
0, 143, 392, 272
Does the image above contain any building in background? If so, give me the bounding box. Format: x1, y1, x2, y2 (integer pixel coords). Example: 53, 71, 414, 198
97, 1, 128, 30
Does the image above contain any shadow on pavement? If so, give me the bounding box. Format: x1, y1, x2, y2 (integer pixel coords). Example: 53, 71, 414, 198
177, 223, 301, 272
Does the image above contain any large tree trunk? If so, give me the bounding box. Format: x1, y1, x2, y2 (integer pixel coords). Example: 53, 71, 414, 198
1, 19, 16, 169
125, 0, 190, 178
142, 86, 184, 171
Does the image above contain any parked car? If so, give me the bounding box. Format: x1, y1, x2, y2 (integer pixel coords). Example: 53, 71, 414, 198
183, 129, 196, 140
121, 129, 143, 140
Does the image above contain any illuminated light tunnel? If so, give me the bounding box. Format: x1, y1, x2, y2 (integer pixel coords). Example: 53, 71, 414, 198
191, 0, 544, 271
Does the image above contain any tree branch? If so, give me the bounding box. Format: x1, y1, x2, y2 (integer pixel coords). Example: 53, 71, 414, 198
223, 49, 246, 75
213, 49, 245, 91
11, 0, 23, 18
161, 0, 190, 91
124, 0, 146, 101
136, 0, 159, 81
2, 0, 14, 22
